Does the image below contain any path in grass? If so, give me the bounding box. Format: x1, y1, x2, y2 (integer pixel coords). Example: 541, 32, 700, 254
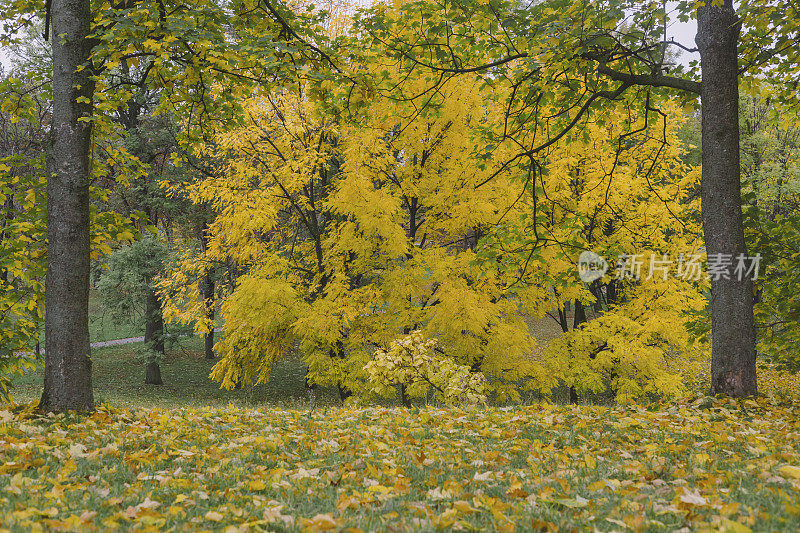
9, 335, 345, 410
24, 327, 226, 354
0, 397, 798, 531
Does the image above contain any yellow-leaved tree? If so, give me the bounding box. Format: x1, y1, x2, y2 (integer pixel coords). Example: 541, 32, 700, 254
491, 102, 709, 402
160, 1, 711, 405
160, 63, 547, 404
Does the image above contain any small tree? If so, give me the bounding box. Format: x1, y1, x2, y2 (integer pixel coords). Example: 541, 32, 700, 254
97, 236, 168, 385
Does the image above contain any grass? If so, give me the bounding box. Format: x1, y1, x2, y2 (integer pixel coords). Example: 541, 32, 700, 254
87, 291, 145, 342
0, 397, 799, 531
7, 305, 800, 531
33, 291, 145, 346
10, 335, 343, 409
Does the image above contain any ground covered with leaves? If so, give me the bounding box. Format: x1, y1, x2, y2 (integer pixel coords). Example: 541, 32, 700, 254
1, 398, 799, 532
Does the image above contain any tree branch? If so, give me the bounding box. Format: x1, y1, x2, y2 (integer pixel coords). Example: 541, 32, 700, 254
596, 62, 701, 95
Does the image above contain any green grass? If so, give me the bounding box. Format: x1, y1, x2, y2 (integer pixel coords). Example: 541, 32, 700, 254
87, 291, 145, 342
34, 291, 145, 346
6, 321, 800, 531
10, 335, 343, 409
0, 398, 798, 531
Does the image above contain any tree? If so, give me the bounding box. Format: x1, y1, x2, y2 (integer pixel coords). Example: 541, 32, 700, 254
354, 0, 800, 397
694, 0, 754, 396
161, 8, 709, 405
0, 73, 49, 397
740, 95, 800, 373
2, 0, 343, 409
0, 21, 141, 403
161, 75, 542, 403
97, 236, 168, 384
40, 0, 95, 411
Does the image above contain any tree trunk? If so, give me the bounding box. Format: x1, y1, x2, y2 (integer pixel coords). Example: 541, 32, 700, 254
696, 1, 757, 397
573, 299, 586, 329
569, 299, 587, 404
144, 289, 164, 385
197, 219, 215, 359
144, 289, 165, 353
201, 272, 215, 359
145, 361, 163, 386
40, 0, 95, 412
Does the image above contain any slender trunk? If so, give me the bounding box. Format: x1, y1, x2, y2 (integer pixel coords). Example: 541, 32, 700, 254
568, 299, 587, 404
144, 289, 165, 353
697, 1, 757, 397
332, 340, 351, 402
197, 218, 215, 359
573, 300, 586, 329
557, 307, 569, 334
606, 280, 617, 306
202, 273, 215, 359
144, 289, 164, 385
40, 0, 95, 412
399, 384, 411, 408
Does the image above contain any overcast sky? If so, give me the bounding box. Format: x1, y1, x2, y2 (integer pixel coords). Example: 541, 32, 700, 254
663, 1, 700, 67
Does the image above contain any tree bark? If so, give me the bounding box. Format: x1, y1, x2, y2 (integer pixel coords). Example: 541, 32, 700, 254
144, 289, 164, 385
568, 299, 587, 404
696, 1, 757, 397
40, 0, 95, 412
201, 272, 215, 359
197, 219, 215, 359
145, 361, 163, 386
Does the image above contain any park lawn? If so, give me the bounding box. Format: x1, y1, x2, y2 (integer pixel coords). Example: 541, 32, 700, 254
7, 332, 800, 531
33, 291, 144, 347
9, 335, 342, 410
87, 290, 145, 343
0, 397, 799, 531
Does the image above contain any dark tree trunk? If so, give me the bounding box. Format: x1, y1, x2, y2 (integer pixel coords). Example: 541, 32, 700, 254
40, 0, 95, 412
144, 289, 164, 385
569, 299, 588, 404
573, 299, 586, 329
398, 384, 411, 408
145, 361, 163, 386
201, 272, 215, 359
606, 280, 617, 306
337, 384, 352, 403
197, 219, 215, 359
696, 1, 757, 397
144, 289, 164, 353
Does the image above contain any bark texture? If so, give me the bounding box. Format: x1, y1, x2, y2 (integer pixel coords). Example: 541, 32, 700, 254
201, 272, 215, 359
696, 0, 757, 397
198, 219, 215, 359
144, 289, 164, 385
145, 361, 163, 386
40, 0, 95, 412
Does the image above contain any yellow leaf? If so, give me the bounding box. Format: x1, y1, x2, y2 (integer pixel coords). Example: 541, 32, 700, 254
453, 500, 477, 514
301, 513, 337, 532
779, 465, 800, 479
248, 479, 266, 491
720, 518, 752, 533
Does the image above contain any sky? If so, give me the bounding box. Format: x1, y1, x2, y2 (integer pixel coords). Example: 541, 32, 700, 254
663, 1, 700, 67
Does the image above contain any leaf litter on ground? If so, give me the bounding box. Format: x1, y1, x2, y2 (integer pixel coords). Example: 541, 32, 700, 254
0, 396, 798, 531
